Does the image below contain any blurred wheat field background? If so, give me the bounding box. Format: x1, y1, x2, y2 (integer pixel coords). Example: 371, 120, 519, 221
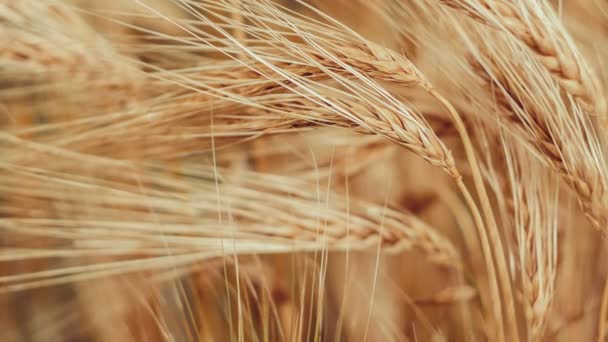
1, 0, 608, 341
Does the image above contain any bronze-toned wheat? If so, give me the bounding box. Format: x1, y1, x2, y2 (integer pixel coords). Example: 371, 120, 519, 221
2, 0, 607, 341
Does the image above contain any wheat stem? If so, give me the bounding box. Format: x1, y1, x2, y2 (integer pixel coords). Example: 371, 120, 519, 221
431, 89, 517, 341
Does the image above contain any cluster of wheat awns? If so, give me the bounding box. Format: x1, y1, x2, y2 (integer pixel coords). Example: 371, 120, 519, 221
1, 0, 608, 341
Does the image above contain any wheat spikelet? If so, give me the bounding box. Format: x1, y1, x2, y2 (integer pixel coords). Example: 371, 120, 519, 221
0, 1, 138, 88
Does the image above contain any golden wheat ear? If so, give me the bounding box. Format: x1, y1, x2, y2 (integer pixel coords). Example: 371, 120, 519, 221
0, 0, 143, 132
503, 141, 559, 341
465, 45, 608, 235
0, 145, 461, 292
434, 0, 606, 119
1, 1, 140, 85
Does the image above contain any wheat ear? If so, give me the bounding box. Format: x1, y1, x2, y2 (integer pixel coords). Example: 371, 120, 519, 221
503, 142, 558, 341
0, 143, 461, 291
470, 56, 608, 234
435, 0, 606, 119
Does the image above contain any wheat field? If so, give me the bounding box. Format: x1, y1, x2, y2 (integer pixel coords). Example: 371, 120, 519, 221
1, 0, 608, 341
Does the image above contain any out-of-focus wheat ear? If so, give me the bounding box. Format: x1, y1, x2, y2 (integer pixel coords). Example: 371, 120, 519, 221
503, 141, 558, 341
0, 139, 463, 291
0, 1, 141, 108
435, 0, 606, 121
197, 166, 464, 267
429, 88, 519, 342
